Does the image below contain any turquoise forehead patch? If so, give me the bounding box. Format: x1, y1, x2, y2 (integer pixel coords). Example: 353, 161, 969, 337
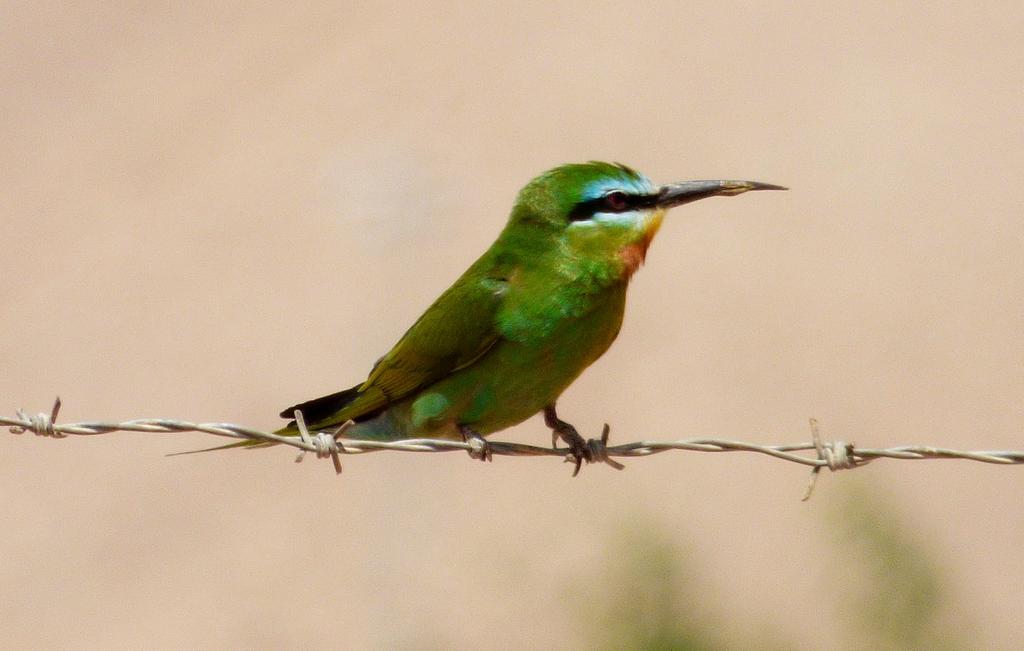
581, 172, 655, 201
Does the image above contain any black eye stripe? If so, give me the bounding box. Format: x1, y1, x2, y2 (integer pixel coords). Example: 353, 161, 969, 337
568, 192, 658, 221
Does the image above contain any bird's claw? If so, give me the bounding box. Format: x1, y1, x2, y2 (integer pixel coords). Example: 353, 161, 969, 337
459, 425, 492, 462
547, 413, 586, 475
545, 406, 623, 476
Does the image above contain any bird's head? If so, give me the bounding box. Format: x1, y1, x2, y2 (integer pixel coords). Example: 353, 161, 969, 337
506, 161, 785, 277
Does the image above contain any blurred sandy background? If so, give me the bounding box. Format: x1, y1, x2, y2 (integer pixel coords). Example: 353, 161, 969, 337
2, 2, 1022, 649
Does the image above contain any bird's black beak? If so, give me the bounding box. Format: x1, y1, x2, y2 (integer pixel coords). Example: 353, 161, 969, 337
655, 180, 787, 209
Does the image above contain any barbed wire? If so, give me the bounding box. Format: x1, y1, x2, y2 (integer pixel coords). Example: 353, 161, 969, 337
5, 397, 1023, 499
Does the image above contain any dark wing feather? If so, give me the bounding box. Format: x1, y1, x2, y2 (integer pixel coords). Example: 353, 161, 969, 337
278, 384, 363, 422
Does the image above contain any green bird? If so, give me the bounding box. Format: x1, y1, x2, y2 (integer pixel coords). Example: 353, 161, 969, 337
265, 162, 783, 472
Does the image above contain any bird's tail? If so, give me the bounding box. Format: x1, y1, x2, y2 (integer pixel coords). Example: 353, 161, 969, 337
167, 423, 298, 456
169, 384, 368, 456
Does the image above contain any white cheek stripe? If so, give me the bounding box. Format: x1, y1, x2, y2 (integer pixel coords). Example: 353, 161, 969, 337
567, 209, 647, 229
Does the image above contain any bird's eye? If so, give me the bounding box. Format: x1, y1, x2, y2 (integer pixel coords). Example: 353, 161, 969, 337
568, 191, 632, 221
604, 191, 628, 211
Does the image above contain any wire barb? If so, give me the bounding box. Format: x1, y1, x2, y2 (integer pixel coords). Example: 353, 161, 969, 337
803, 418, 867, 501
4, 399, 1023, 499
9, 396, 64, 439
586, 424, 625, 471
293, 410, 344, 474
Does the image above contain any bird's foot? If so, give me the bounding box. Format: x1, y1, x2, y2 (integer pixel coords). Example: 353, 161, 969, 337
544, 406, 624, 477
458, 424, 492, 462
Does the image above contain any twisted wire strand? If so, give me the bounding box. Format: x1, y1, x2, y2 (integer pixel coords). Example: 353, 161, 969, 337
4, 398, 1022, 498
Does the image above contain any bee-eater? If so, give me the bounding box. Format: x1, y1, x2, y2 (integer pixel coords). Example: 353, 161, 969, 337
263, 162, 784, 472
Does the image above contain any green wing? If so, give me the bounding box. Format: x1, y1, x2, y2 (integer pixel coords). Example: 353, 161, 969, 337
280, 268, 508, 431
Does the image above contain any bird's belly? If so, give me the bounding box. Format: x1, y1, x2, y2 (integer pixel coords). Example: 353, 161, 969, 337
412, 286, 627, 437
